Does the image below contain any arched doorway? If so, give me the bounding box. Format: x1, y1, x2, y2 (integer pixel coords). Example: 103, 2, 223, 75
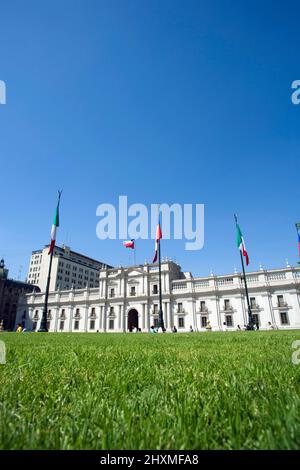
128, 309, 139, 332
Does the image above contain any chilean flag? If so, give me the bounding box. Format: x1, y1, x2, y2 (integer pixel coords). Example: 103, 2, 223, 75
123, 239, 135, 249
153, 222, 162, 263
297, 226, 300, 257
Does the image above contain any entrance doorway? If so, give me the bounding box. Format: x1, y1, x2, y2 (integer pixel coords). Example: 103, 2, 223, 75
127, 309, 139, 332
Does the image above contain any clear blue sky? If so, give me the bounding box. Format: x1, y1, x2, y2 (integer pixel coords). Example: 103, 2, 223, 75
0, 0, 299, 280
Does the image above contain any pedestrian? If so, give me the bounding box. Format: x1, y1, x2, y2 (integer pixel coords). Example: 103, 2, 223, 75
189, 325, 194, 332
172, 325, 177, 333
222, 322, 227, 332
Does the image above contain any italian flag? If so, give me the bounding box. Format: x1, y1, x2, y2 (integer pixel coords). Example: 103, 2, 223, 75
153, 222, 162, 263
236, 222, 249, 266
48, 201, 60, 254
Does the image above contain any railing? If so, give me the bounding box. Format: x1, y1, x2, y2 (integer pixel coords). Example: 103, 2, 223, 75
217, 278, 234, 286
250, 303, 260, 310
268, 273, 286, 281
246, 276, 259, 283
199, 306, 208, 313
172, 283, 187, 290
194, 280, 210, 288
277, 302, 288, 308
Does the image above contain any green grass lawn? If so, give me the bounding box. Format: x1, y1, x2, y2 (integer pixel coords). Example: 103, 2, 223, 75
1, 330, 300, 450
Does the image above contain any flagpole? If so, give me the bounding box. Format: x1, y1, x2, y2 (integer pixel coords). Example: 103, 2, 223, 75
235, 214, 253, 329
158, 237, 165, 331
39, 191, 62, 333
156, 206, 165, 331
134, 240, 136, 265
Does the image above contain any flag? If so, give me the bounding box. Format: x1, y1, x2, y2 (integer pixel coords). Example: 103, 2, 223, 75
153, 222, 162, 263
123, 239, 135, 249
236, 222, 249, 266
48, 201, 60, 254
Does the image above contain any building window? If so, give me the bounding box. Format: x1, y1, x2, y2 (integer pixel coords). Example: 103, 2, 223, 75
153, 304, 158, 314
225, 315, 233, 327
277, 295, 285, 307
280, 311, 289, 325
110, 306, 114, 316
250, 297, 256, 308
154, 318, 159, 328
200, 301, 206, 312
178, 303, 183, 313
252, 314, 260, 326
74, 320, 79, 330
109, 319, 114, 330
90, 320, 95, 330
46, 321, 51, 330
130, 286, 136, 296
178, 317, 185, 328
110, 288, 115, 298
224, 299, 231, 311
91, 307, 96, 316
201, 316, 208, 328
152, 284, 158, 294
59, 321, 64, 331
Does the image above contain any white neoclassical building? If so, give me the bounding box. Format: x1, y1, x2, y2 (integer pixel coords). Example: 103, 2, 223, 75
16, 261, 300, 332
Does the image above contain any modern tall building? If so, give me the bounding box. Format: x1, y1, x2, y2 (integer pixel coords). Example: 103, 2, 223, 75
17, 260, 300, 332
26, 244, 112, 292
0, 259, 39, 330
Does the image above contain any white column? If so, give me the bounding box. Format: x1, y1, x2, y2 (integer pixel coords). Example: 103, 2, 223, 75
68, 306, 73, 332
54, 308, 59, 332
84, 305, 89, 332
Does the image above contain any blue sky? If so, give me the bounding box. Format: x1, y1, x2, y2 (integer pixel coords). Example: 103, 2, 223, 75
0, 0, 299, 279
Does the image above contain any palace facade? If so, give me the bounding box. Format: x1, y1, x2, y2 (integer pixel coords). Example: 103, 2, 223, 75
16, 260, 300, 332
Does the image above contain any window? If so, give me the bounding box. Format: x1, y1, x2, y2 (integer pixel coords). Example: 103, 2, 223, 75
130, 286, 136, 296
201, 316, 208, 328
152, 284, 158, 294
46, 321, 51, 330
59, 321, 64, 331
178, 317, 185, 328
91, 307, 96, 316
74, 320, 79, 330
110, 306, 114, 316
110, 288, 115, 298
252, 314, 260, 326
178, 303, 183, 313
250, 297, 256, 308
224, 299, 231, 311
280, 311, 289, 325
109, 319, 114, 330
154, 318, 159, 328
277, 295, 285, 307
153, 304, 158, 314
90, 320, 95, 330
200, 301, 206, 312
225, 315, 233, 327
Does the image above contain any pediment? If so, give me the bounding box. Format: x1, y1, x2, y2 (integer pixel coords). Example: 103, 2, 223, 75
127, 269, 143, 277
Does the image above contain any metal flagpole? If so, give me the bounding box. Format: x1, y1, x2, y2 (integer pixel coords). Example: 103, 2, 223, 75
39, 191, 62, 332
234, 214, 254, 330
157, 208, 165, 331
133, 240, 136, 265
